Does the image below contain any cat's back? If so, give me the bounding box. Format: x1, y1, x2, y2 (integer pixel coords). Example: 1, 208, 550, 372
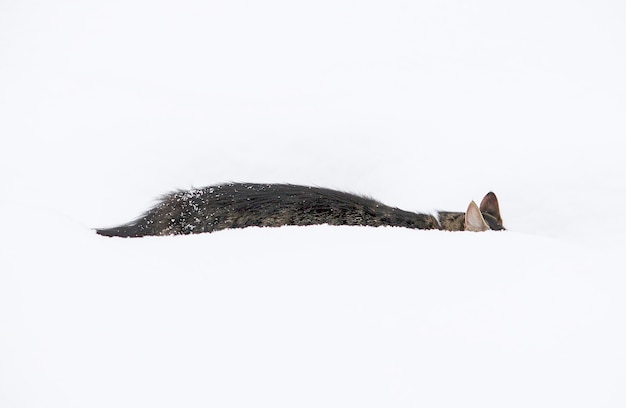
97, 182, 440, 237
170, 183, 393, 231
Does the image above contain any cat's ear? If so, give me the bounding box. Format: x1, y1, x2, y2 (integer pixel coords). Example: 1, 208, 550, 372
479, 192, 502, 224
465, 201, 489, 232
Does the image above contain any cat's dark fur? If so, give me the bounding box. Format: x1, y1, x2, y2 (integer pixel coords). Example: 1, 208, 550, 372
96, 183, 504, 237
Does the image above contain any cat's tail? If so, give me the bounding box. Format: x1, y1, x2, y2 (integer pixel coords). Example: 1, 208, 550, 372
95, 223, 149, 238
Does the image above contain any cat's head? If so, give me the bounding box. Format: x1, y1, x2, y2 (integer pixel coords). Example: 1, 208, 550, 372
464, 192, 505, 231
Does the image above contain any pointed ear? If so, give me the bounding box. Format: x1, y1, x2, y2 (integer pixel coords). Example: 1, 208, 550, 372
465, 201, 489, 232
479, 192, 502, 224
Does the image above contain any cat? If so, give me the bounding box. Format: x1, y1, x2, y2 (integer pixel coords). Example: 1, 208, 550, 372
96, 183, 504, 237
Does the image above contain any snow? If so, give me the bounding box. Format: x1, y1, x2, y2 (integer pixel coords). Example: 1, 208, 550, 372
1, 0, 625, 406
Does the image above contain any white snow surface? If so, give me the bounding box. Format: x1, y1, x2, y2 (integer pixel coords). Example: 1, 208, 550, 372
1, 0, 625, 407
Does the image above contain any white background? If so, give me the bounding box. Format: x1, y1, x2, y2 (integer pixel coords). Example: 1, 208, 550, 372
1, 0, 625, 406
